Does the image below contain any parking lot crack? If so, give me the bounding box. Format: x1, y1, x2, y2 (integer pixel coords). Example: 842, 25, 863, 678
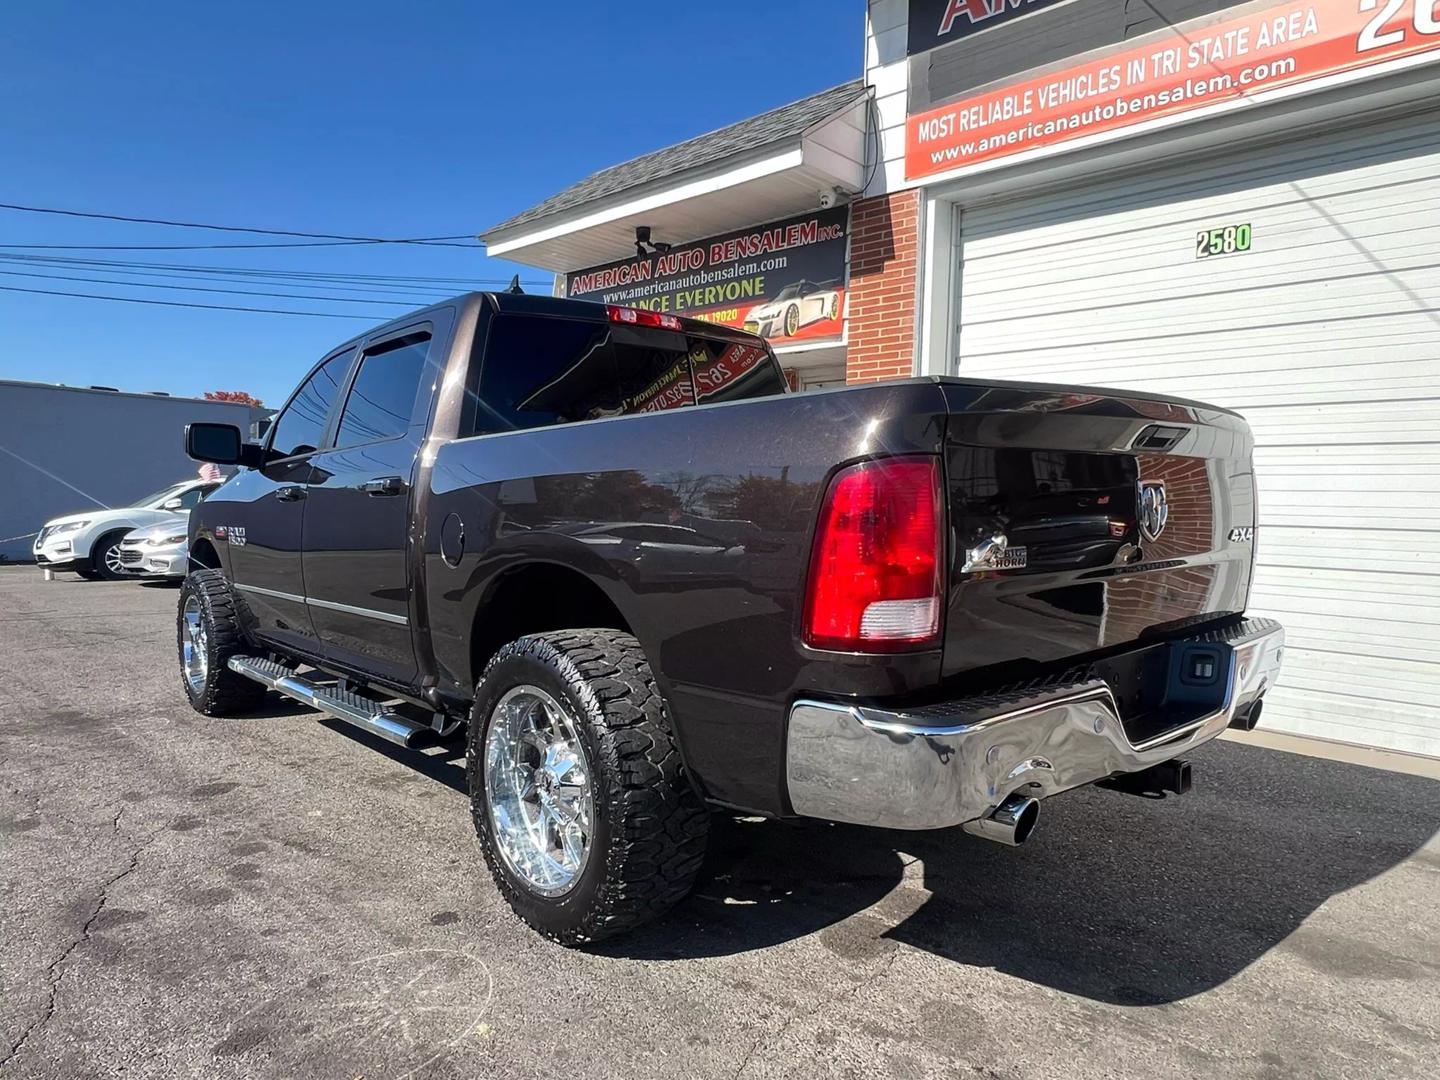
1, 808, 156, 1072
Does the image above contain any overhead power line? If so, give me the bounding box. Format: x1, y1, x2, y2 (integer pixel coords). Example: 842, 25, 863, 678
0, 268, 441, 307
0, 260, 455, 299
0, 252, 549, 289
0, 240, 481, 251
0, 283, 380, 318
0, 201, 479, 247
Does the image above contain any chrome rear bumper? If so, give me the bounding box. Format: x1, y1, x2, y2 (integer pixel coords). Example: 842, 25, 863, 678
785, 618, 1284, 831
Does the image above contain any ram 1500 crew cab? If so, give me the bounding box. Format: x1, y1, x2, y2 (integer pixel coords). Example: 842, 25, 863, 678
180, 291, 1283, 943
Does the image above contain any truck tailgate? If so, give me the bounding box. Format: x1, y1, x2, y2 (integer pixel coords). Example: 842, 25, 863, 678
937, 380, 1256, 681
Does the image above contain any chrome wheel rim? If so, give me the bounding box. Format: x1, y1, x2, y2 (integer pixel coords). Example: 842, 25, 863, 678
181, 594, 208, 693
483, 685, 594, 897
103, 544, 125, 576
785, 305, 799, 335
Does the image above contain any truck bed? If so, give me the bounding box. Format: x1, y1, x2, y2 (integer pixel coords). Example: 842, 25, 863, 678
426, 374, 1257, 816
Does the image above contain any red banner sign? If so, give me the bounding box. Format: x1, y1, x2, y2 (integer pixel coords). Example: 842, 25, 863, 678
906, 0, 1440, 180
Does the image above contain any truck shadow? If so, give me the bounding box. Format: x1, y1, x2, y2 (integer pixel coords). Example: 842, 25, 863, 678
603, 740, 1440, 1005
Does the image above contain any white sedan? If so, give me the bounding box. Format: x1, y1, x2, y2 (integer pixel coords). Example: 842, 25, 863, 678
116, 520, 190, 581
32, 478, 220, 580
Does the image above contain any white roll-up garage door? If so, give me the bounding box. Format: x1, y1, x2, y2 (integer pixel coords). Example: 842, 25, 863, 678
953, 106, 1440, 757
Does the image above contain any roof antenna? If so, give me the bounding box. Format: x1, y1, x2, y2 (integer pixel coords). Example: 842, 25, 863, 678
507, 275, 524, 294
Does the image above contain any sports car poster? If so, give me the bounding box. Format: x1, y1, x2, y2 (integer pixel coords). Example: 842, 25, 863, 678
565, 206, 850, 344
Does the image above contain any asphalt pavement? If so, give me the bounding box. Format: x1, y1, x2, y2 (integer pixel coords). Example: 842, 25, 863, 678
1, 566, 1438, 1079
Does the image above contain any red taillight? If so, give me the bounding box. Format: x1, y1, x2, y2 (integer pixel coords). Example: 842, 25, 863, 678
607, 304, 682, 331
803, 456, 944, 652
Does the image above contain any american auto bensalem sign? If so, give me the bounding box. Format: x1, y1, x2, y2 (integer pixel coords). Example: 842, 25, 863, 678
906, 0, 1066, 55
905, 0, 1440, 180
565, 206, 849, 344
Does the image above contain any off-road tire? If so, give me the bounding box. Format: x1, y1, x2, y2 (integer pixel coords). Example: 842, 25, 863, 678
467, 629, 710, 945
177, 569, 267, 716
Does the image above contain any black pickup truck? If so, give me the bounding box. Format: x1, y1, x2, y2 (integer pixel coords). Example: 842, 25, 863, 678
180, 291, 1283, 943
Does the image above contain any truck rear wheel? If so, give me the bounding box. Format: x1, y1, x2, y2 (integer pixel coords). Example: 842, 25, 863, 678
177, 570, 267, 716
467, 629, 709, 945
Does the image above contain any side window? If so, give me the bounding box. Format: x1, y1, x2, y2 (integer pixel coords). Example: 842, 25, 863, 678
466, 315, 703, 436
471, 316, 616, 434
268, 349, 354, 459
333, 331, 431, 448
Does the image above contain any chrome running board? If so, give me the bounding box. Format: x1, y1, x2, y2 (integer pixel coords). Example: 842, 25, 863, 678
227, 655, 432, 749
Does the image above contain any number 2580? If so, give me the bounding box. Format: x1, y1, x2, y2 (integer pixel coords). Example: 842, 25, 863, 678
1196, 224, 1252, 259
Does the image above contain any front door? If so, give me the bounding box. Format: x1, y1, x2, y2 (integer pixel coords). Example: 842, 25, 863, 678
228, 347, 355, 655
302, 325, 436, 685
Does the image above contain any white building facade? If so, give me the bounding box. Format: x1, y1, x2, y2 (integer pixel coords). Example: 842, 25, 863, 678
868, 0, 1440, 756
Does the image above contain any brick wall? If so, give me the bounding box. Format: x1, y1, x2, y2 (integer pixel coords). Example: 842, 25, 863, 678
845, 189, 920, 384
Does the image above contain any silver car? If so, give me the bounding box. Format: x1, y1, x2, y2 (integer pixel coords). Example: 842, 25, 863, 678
117, 520, 190, 581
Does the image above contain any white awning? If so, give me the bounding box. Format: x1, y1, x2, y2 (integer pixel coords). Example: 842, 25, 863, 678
482, 92, 870, 273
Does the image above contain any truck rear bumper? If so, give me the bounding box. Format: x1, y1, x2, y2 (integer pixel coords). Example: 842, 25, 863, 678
785, 618, 1284, 831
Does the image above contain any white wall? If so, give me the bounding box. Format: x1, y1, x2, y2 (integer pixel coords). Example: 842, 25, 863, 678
865, 0, 914, 197
0, 385, 253, 562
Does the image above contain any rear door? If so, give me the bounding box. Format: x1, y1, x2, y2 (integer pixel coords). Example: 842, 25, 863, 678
226, 347, 355, 655
302, 321, 439, 684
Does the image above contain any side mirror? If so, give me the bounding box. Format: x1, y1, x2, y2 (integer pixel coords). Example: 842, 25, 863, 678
161, 498, 184, 510
186, 422, 263, 468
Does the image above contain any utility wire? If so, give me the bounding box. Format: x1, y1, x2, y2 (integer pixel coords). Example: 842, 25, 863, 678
0, 252, 548, 288
0, 268, 441, 306
0, 201, 479, 246
0, 260, 458, 298
0, 250, 518, 281
0, 239, 482, 251
0, 283, 380, 318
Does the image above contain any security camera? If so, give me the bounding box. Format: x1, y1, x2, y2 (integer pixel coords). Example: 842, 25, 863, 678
634, 225, 673, 256
818, 187, 846, 210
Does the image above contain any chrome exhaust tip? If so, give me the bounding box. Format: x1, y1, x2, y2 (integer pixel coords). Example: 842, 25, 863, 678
962, 793, 1040, 847
1229, 698, 1264, 732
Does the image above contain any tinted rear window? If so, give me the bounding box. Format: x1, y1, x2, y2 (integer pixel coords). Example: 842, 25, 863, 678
464, 314, 784, 436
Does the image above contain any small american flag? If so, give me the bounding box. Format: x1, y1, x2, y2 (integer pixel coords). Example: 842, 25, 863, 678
198, 462, 222, 482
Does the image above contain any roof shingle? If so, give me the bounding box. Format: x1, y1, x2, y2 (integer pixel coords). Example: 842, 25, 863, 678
483, 79, 867, 238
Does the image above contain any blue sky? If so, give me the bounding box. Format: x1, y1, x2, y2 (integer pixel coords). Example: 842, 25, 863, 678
0, 1, 860, 407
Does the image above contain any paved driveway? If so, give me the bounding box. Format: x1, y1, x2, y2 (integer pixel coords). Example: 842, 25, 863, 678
1, 567, 1437, 1079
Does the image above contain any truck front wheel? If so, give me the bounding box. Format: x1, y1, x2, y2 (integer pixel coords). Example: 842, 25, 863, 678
177, 570, 267, 716
467, 629, 710, 944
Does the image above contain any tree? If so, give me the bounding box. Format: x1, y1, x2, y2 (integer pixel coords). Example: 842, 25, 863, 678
204, 390, 264, 407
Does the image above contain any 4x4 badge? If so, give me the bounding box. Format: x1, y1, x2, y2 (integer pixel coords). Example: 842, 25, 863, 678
1138, 480, 1169, 542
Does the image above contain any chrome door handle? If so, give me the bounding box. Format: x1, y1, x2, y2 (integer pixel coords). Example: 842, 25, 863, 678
276, 485, 306, 502
362, 476, 404, 497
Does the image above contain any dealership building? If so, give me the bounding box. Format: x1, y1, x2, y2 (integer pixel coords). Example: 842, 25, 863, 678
483, 0, 1440, 758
